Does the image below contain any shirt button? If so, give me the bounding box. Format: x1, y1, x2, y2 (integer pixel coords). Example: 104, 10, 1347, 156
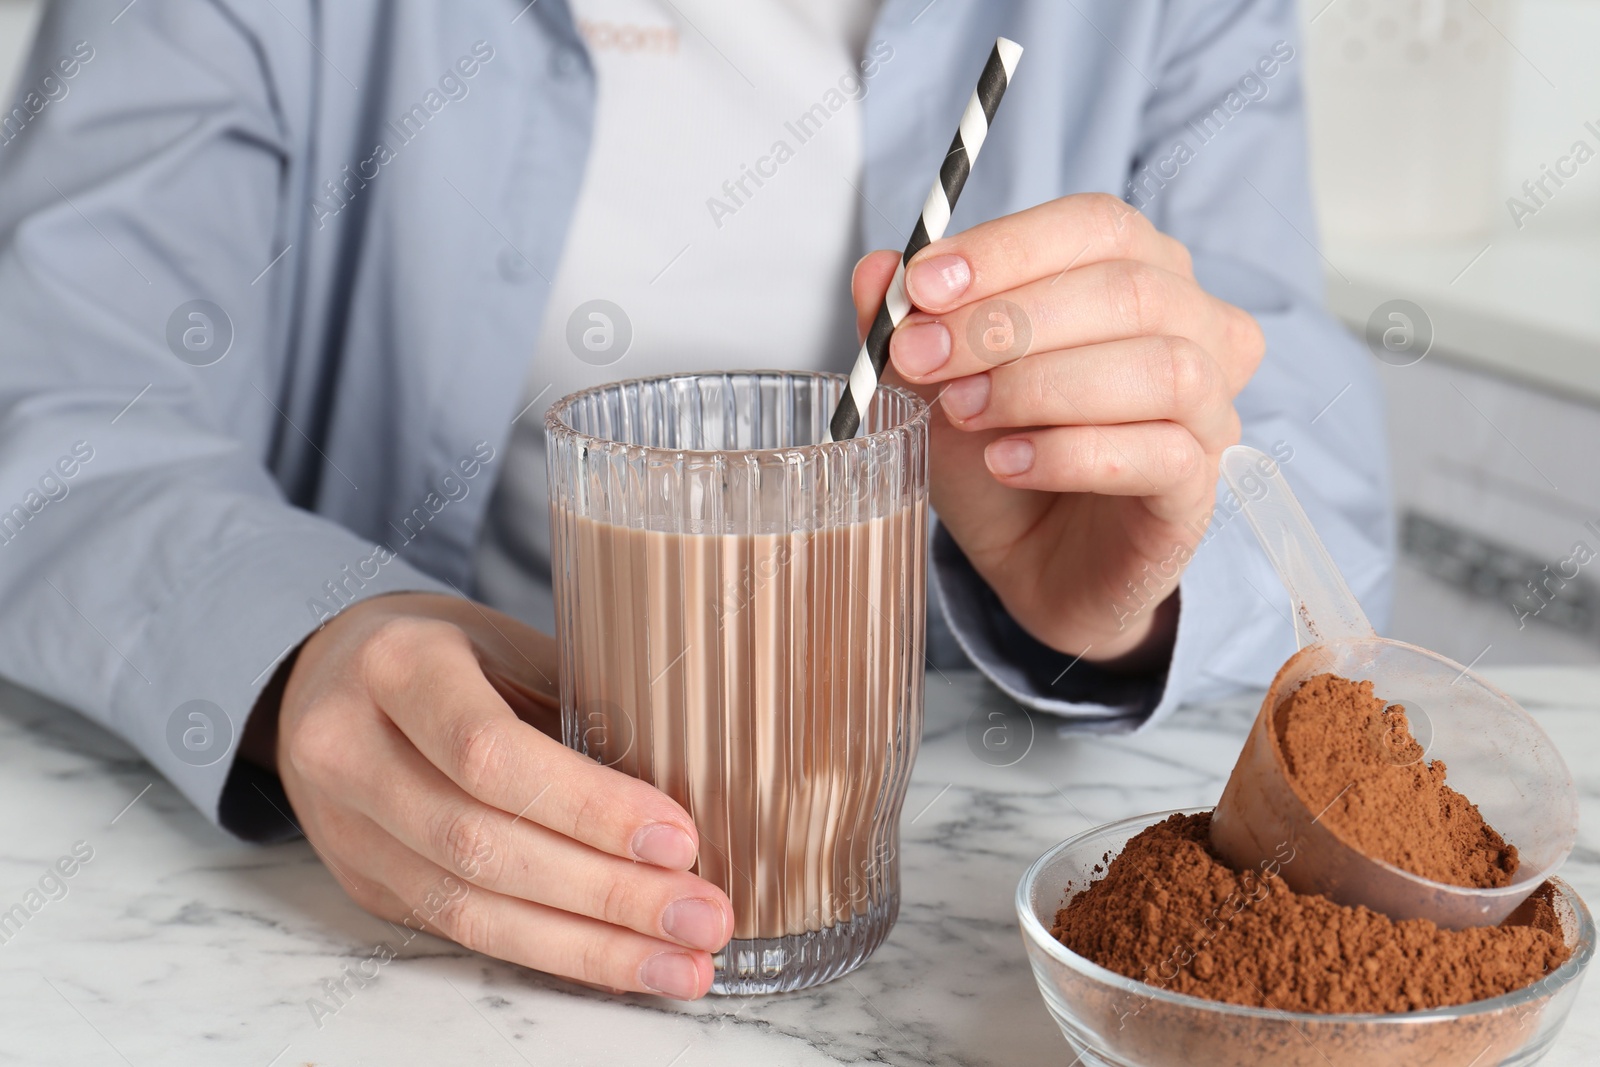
552, 49, 580, 76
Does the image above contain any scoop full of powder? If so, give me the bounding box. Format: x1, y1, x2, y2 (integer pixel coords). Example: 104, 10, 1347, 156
1273, 673, 1518, 888
1051, 812, 1569, 1014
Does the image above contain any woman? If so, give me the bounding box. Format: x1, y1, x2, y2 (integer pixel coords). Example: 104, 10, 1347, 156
0, 0, 1389, 999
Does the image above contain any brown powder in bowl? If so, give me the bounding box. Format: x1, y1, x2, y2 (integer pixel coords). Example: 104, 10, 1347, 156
1051, 812, 1569, 1015
1275, 674, 1518, 888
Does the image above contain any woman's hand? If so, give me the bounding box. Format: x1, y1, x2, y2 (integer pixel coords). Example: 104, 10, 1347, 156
853, 193, 1265, 668
263, 592, 732, 999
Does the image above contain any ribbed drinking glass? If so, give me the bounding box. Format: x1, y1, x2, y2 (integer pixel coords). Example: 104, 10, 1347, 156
546, 371, 929, 994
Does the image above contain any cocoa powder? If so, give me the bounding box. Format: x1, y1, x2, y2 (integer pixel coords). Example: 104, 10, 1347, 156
1051, 812, 1570, 1014
1274, 674, 1518, 888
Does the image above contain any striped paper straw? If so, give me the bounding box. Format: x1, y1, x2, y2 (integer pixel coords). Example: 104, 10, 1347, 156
828, 36, 1023, 443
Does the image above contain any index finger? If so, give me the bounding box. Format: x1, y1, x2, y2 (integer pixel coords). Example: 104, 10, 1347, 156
903, 193, 1191, 313
363, 617, 701, 870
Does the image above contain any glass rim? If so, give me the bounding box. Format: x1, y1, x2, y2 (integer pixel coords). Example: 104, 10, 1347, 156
543, 370, 930, 458
1015, 806, 1596, 1025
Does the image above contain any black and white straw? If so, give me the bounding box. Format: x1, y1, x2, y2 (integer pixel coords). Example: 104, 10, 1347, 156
828, 36, 1023, 443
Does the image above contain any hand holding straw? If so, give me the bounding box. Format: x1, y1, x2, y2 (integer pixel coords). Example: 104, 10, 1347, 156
828, 37, 1023, 443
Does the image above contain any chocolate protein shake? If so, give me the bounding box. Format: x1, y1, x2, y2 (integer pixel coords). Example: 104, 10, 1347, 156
558, 507, 926, 941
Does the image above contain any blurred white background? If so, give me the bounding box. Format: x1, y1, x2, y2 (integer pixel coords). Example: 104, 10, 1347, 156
1296, 0, 1600, 668
1, 0, 1596, 667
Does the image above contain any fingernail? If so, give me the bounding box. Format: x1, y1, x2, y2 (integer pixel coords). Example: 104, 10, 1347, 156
907, 254, 971, 309
892, 321, 951, 377
639, 952, 702, 999
940, 374, 991, 422
662, 898, 727, 950
632, 824, 696, 869
986, 439, 1035, 477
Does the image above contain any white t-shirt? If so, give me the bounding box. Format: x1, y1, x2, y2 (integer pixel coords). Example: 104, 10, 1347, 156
474, 0, 885, 633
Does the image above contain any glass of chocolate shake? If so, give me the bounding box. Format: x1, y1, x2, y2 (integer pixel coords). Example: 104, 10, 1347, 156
545, 371, 929, 994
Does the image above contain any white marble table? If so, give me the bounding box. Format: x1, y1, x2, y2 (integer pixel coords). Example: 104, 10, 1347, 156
0, 667, 1595, 1066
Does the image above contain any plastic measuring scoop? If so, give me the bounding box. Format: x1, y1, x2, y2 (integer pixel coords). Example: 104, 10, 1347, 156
1208, 445, 1578, 929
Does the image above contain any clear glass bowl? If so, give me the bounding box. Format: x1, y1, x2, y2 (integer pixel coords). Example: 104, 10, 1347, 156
1017, 809, 1593, 1067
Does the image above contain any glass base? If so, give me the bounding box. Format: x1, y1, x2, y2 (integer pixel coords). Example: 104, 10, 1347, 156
709, 890, 899, 995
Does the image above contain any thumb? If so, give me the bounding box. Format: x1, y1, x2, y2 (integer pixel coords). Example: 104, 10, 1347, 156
849, 250, 902, 343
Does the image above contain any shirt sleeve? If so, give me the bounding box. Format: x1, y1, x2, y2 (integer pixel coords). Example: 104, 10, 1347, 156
931, 0, 1395, 730
0, 3, 453, 840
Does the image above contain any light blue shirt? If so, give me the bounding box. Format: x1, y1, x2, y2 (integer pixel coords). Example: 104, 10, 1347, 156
0, 0, 1391, 840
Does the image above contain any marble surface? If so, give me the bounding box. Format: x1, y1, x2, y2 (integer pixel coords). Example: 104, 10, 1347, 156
0, 666, 1596, 1067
